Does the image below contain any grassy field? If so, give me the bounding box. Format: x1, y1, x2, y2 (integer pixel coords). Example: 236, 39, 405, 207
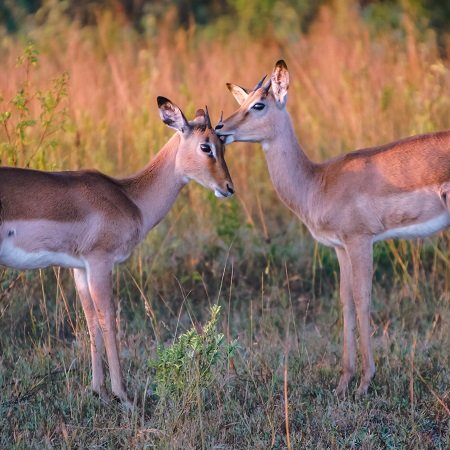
0, 3, 449, 449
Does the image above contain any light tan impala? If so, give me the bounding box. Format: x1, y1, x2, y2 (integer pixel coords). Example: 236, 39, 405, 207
216, 60, 450, 396
0, 97, 234, 408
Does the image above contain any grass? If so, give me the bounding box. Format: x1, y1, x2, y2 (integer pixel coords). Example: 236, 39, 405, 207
1, 2, 450, 449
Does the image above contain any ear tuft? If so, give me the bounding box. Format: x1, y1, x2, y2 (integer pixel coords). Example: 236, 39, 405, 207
275, 60, 288, 71
157, 96, 170, 108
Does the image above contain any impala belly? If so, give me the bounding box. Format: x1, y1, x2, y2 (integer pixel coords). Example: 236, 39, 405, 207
0, 220, 86, 270
374, 212, 450, 242
0, 243, 84, 269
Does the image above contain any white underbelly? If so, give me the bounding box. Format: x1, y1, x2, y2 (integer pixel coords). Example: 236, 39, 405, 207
0, 240, 84, 270
374, 213, 450, 242
306, 212, 450, 248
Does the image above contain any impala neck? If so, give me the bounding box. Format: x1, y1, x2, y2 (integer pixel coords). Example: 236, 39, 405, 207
262, 110, 316, 221
122, 134, 186, 236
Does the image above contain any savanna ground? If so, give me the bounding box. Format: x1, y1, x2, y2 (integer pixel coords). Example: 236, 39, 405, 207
0, 1, 449, 448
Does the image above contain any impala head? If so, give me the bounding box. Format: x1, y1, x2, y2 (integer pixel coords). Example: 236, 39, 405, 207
157, 96, 234, 198
215, 60, 289, 145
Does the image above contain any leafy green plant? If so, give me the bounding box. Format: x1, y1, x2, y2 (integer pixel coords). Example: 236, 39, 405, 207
149, 305, 237, 400
0, 44, 68, 168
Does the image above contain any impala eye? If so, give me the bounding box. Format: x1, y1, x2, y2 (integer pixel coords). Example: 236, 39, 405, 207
200, 143, 214, 158
252, 102, 265, 111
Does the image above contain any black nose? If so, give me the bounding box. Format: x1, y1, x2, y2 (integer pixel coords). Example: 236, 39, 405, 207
215, 123, 224, 130
227, 184, 234, 195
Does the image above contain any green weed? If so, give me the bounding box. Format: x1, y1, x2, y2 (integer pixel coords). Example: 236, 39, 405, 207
149, 305, 237, 400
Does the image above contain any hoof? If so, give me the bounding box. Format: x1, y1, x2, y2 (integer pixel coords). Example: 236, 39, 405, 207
355, 382, 370, 397
89, 386, 110, 402
112, 391, 134, 412
334, 372, 354, 397
355, 367, 375, 397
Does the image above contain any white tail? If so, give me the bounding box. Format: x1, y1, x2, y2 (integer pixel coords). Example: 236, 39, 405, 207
0, 97, 234, 408
216, 60, 450, 395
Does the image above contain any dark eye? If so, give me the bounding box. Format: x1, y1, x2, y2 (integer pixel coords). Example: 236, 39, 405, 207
251, 102, 265, 111
200, 143, 214, 158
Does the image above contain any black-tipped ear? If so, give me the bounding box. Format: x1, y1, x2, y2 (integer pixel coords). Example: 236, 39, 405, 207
157, 96, 170, 108
226, 83, 249, 105
157, 96, 190, 133
271, 60, 289, 105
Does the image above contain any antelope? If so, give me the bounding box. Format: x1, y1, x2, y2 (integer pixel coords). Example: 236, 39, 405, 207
216, 60, 450, 396
0, 97, 234, 408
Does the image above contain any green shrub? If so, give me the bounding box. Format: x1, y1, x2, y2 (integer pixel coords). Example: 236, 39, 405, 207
148, 305, 237, 401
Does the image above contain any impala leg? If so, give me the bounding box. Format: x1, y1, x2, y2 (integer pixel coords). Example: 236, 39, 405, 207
73, 268, 106, 398
85, 259, 132, 409
346, 238, 376, 395
334, 247, 356, 395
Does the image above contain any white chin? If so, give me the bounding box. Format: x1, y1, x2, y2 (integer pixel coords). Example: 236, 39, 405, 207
224, 136, 234, 144
214, 190, 226, 198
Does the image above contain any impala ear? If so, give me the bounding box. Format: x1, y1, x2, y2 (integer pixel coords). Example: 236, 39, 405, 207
192, 108, 207, 125
226, 83, 249, 105
271, 60, 289, 106
157, 96, 190, 133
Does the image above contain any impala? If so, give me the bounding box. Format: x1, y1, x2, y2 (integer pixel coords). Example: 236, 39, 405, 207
0, 97, 234, 408
216, 60, 450, 395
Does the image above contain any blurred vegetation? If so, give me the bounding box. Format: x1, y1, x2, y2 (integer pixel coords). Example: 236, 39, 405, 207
2, 0, 450, 38
0, 0, 449, 448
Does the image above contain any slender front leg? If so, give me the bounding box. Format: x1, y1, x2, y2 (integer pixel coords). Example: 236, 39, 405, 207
85, 257, 132, 408
346, 237, 376, 395
73, 268, 106, 397
334, 246, 357, 395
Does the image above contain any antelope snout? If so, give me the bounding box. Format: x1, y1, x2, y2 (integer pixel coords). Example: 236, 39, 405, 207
214, 182, 235, 198
216, 132, 234, 145
215, 123, 234, 143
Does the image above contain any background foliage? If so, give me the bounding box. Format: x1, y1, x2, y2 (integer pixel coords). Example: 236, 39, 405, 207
0, 0, 449, 448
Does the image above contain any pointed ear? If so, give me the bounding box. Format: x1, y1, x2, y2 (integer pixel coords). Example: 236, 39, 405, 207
226, 83, 249, 105
157, 96, 190, 133
271, 60, 289, 105
192, 108, 206, 125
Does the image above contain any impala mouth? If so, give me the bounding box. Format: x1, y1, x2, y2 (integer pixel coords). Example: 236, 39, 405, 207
214, 188, 234, 198
215, 125, 234, 144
